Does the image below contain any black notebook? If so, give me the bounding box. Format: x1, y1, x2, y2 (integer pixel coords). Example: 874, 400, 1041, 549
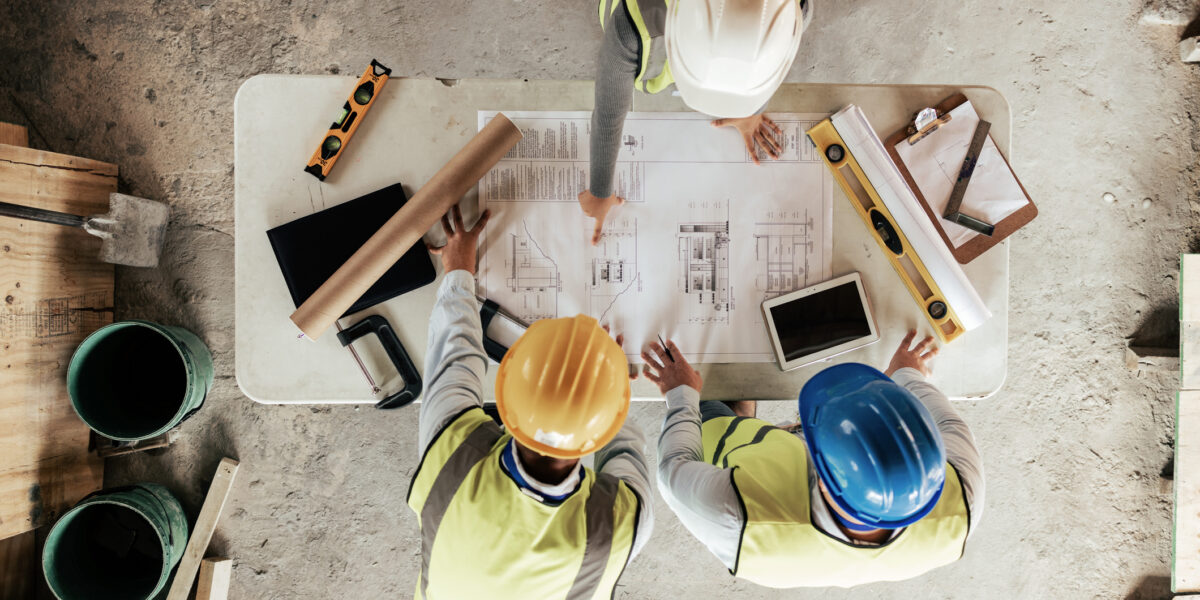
267, 182, 436, 317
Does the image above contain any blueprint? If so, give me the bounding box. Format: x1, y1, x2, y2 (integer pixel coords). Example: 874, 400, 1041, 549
477, 111, 833, 363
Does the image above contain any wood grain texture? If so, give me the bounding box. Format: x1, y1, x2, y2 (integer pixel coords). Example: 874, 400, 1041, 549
0, 124, 28, 148
0, 529, 37, 599
0, 143, 114, 540
196, 557, 233, 600
1183, 255, 1200, 322
1176, 391, 1200, 592
166, 458, 239, 600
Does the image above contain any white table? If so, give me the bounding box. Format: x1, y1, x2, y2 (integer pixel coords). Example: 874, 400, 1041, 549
235, 77, 1010, 403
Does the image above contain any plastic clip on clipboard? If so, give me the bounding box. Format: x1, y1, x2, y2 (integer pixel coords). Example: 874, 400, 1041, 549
806, 107, 991, 344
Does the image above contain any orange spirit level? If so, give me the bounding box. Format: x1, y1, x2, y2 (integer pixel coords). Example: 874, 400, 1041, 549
304, 59, 392, 181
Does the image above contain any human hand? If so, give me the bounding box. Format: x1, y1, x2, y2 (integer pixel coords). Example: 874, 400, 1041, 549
427, 205, 490, 275
601, 324, 638, 380
641, 338, 703, 395
885, 330, 939, 377
579, 189, 625, 245
712, 114, 783, 165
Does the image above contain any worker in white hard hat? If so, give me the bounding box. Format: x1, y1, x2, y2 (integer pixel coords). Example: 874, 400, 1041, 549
643, 331, 985, 588
581, 0, 814, 244
407, 204, 654, 599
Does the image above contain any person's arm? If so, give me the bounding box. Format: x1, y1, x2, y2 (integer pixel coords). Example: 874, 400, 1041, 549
643, 340, 745, 570
417, 206, 491, 456
580, 1, 641, 244
885, 330, 984, 537
593, 418, 655, 561
589, 2, 639, 200
890, 368, 985, 537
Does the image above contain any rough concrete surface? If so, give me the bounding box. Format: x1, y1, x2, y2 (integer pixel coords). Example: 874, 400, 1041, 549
2, 1, 1199, 598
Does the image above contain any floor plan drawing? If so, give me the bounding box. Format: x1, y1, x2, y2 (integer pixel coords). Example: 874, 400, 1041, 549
676, 200, 733, 325
752, 211, 819, 301
587, 216, 641, 323
505, 220, 561, 322
476, 110, 833, 363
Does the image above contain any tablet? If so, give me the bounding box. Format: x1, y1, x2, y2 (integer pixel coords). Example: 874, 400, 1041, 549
761, 272, 879, 371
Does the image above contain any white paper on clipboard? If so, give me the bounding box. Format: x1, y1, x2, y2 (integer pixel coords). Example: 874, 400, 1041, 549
893, 101, 1028, 248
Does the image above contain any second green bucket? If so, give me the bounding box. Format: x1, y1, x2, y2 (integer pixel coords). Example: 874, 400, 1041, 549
42, 483, 189, 600
67, 320, 213, 442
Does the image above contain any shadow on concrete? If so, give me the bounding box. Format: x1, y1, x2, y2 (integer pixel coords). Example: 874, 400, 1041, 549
1128, 304, 1180, 349
1124, 574, 1172, 600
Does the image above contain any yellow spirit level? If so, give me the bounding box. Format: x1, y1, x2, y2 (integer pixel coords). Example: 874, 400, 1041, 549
806, 112, 990, 343
304, 59, 392, 181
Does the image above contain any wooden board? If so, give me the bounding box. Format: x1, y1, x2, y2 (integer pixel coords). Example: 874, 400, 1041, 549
166, 458, 239, 600
196, 557, 233, 600
1182, 255, 1200, 322
0, 123, 27, 147
1182, 256, 1200, 390
1176, 391, 1200, 592
0, 529, 37, 599
0, 142, 114, 539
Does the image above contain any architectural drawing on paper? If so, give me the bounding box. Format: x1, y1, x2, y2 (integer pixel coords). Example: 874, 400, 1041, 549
506, 220, 561, 322
676, 201, 733, 325
587, 217, 641, 322
753, 211, 818, 300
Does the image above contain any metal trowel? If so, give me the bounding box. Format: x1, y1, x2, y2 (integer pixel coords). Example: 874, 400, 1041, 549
0, 193, 169, 267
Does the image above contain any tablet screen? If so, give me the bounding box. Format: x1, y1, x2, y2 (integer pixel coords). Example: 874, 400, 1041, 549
769, 282, 872, 361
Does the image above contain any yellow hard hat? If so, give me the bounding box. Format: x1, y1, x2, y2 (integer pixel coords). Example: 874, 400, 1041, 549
495, 314, 631, 459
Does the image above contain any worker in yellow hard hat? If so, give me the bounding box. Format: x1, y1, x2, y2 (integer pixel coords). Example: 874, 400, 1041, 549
407, 204, 653, 600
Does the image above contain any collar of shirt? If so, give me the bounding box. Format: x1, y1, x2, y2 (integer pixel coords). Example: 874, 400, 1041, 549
499, 439, 583, 505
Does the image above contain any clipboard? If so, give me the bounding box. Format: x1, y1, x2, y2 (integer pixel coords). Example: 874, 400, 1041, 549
884, 94, 1038, 264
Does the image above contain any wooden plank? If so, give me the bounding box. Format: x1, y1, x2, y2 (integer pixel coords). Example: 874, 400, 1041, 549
196, 557, 233, 600
0, 144, 113, 540
1184, 323, 1200, 391
1176, 391, 1200, 592
1183, 255, 1200, 322
166, 458, 239, 600
0, 529, 37, 599
1182, 37, 1200, 63
0, 123, 28, 147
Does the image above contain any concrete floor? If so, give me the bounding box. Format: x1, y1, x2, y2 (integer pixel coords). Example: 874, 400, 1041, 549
2, 0, 1199, 597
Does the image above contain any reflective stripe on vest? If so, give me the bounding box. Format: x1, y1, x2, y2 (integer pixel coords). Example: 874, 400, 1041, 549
407, 408, 639, 600
701, 416, 970, 588
598, 0, 675, 94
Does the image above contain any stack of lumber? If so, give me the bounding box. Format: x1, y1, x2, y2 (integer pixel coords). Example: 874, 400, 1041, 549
1177, 255, 1200, 593
0, 123, 113, 595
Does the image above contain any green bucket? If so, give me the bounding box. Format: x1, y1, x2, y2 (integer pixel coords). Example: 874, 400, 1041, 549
67, 320, 213, 442
42, 483, 189, 600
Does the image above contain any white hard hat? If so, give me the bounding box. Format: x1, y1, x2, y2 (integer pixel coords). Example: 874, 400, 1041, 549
665, 0, 809, 118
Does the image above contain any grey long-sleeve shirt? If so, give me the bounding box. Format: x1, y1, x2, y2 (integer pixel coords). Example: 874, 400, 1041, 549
657, 368, 985, 570
418, 270, 654, 559
589, 0, 642, 199
589, 0, 812, 198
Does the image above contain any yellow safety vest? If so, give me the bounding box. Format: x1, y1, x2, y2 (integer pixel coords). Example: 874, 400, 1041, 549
598, 0, 675, 94
407, 408, 641, 600
701, 416, 970, 588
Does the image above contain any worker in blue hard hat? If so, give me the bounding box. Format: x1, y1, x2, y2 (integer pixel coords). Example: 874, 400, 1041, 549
644, 330, 984, 588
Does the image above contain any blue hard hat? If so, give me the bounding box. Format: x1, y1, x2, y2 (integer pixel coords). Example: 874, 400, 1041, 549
798, 363, 946, 529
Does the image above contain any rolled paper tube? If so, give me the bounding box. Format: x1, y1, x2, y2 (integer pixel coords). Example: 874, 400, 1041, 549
290, 113, 523, 339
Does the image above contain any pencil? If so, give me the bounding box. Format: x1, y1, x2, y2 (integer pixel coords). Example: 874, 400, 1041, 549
658, 335, 675, 362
